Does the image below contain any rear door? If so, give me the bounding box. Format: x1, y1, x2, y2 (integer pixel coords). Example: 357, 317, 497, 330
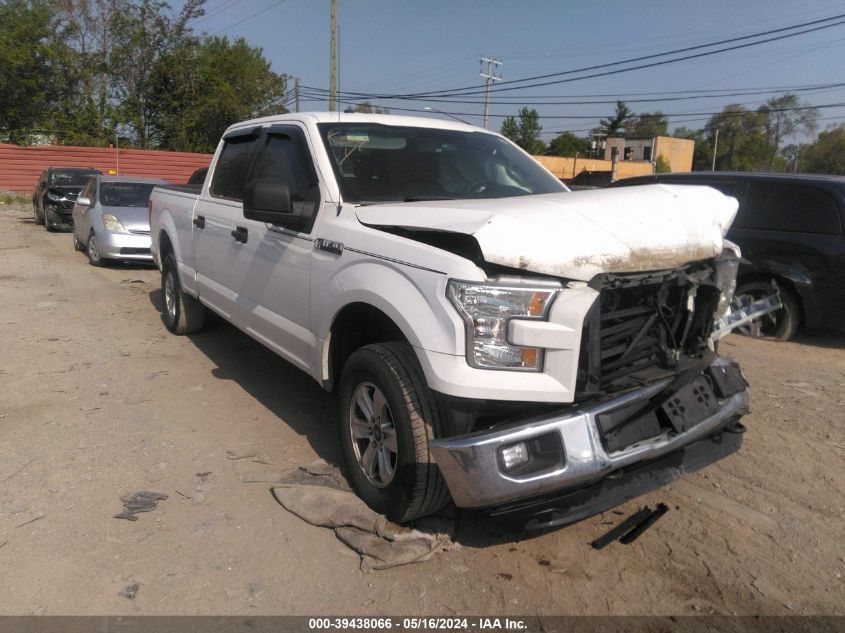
226, 124, 323, 372
195, 128, 260, 318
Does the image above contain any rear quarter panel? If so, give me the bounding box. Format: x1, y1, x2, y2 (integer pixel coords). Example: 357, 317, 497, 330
150, 188, 201, 296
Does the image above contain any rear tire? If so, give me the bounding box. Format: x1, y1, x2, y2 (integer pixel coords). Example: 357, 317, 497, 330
734, 280, 800, 341
338, 342, 450, 523
161, 252, 206, 335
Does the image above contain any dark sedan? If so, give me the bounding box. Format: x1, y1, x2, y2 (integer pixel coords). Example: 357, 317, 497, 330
609, 172, 845, 340
33, 167, 101, 231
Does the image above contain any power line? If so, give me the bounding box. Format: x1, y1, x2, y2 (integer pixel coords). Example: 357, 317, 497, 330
303, 80, 845, 107
307, 13, 845, 101
297, 94, 845, 121
211, 0, 289, 35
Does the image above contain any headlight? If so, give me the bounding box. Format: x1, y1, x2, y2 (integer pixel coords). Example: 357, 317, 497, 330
102, 213, 127, 233
447, 278, 560, 371
46, 191, 65, 202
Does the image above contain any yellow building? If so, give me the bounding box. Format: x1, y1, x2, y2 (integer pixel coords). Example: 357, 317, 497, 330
604, 136, 694, 173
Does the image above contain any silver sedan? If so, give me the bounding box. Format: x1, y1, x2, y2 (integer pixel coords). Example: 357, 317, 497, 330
71, 176, 168, 266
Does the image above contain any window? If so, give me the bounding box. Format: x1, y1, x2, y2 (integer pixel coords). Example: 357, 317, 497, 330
210, 135, 260, 201
248, 130, 320, 228
99, 183, 156, 207
81, 180, 95, 201
739, 182, 842, 234
642, 146, 652, 161
317, 122, 565, 203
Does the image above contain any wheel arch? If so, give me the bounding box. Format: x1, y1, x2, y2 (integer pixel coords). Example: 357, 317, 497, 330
325, 302, 412, 391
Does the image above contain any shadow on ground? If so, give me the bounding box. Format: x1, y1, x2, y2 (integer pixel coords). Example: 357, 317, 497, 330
147, 288, 534, 547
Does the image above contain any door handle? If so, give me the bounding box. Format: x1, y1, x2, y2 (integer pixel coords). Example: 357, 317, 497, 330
231, 226, 248, 243
193, 215, 205, 229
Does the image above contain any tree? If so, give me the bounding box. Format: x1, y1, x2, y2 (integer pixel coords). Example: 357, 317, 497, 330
655, 154, 672, 173
704, 104, 768, 171
801, 125, 845, 175
150, 36, 287, 153
500, 107, 545, 154
546, 131, 590, 157
599, 101, 634, 137
0, 0, 59, 143
111, 0, 205, 148
500, 116, 518, 143
757, 93, 819, 170
627, 111, 668, 138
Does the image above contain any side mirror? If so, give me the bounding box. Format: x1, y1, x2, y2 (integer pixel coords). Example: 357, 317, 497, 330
76, 196, 92, 207
243, 178, 310, 229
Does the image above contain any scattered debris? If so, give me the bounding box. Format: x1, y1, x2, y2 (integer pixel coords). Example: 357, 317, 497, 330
619, 503, 669, 544
270, 460, 456, 571
175, 490, 193, 500
121, 278, 146, 284
225, 450, 258, 461
1, 458, 35, 485
496, 573, 513, 581
114, 491, 168, 521
591, 504, 670, 548
79, 406, 100, 412
119, 583, 140, 599
15, 514, 46, 529
188, 384, 205, 392
591, 507, 653, 550
782, 381, 821, 397
196, 472, 211, 482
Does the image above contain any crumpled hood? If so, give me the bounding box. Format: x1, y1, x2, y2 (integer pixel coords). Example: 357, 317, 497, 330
356, 184, 738, 281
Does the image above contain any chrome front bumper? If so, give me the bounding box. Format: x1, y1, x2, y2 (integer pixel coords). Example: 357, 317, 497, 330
430, 357, 748, 509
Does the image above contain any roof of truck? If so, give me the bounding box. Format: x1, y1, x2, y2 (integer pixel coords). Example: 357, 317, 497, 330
224, 111, 487, 136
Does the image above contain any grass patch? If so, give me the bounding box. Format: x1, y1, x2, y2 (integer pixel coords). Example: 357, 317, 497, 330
0, 192, 29, 205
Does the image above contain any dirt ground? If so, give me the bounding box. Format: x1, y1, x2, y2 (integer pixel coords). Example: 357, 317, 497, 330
0, 201, 843, 616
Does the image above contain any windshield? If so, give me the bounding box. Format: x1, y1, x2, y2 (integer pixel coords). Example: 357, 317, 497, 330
50, 170, 99, 187
99, 183, 157, 207
317, 123, 566, 203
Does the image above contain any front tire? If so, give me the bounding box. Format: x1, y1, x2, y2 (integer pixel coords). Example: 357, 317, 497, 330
339, 342, 449, 523
734, 280, 801, 341
86, 233, 108, 267
161, 252, 206, 335
44, 208, 56, 232
72, 233, 84, 252
33, 203, 44, 225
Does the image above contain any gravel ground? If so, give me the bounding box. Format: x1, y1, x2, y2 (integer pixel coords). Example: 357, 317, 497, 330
0, 201, 843, 615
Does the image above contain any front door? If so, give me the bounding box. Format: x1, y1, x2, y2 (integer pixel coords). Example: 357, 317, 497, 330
226, 125, 323, 373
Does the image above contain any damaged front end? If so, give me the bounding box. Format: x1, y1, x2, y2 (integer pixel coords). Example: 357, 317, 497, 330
430, 250, 755, 530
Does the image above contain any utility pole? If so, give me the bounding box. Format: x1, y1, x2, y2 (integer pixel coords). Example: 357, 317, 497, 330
329, 0, 337, 112
480, 55, 502, 129
295, 77, 301, 113
711, 129, 719, 171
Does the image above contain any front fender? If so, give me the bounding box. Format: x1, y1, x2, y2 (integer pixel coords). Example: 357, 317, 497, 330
318, 260, 463, 353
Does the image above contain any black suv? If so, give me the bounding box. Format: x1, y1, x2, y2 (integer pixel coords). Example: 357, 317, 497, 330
33, 167, 101, 231
610, 172, 845, 340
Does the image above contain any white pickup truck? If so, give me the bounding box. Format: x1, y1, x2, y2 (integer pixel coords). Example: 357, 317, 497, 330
149, 112, 750, 529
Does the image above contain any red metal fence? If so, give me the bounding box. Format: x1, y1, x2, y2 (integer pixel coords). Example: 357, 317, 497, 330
0, 143, 213, 193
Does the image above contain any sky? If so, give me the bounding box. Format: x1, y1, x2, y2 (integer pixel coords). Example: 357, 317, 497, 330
182, 0, 845, 142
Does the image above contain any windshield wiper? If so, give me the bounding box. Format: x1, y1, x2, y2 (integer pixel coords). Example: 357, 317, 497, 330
403, 196, 455, 202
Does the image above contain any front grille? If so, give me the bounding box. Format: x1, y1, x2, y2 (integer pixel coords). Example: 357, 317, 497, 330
119, 247, 151, 255
577, 269, 719, 399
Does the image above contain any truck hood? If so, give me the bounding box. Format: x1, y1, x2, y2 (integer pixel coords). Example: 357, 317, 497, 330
355, 184, 738, 281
